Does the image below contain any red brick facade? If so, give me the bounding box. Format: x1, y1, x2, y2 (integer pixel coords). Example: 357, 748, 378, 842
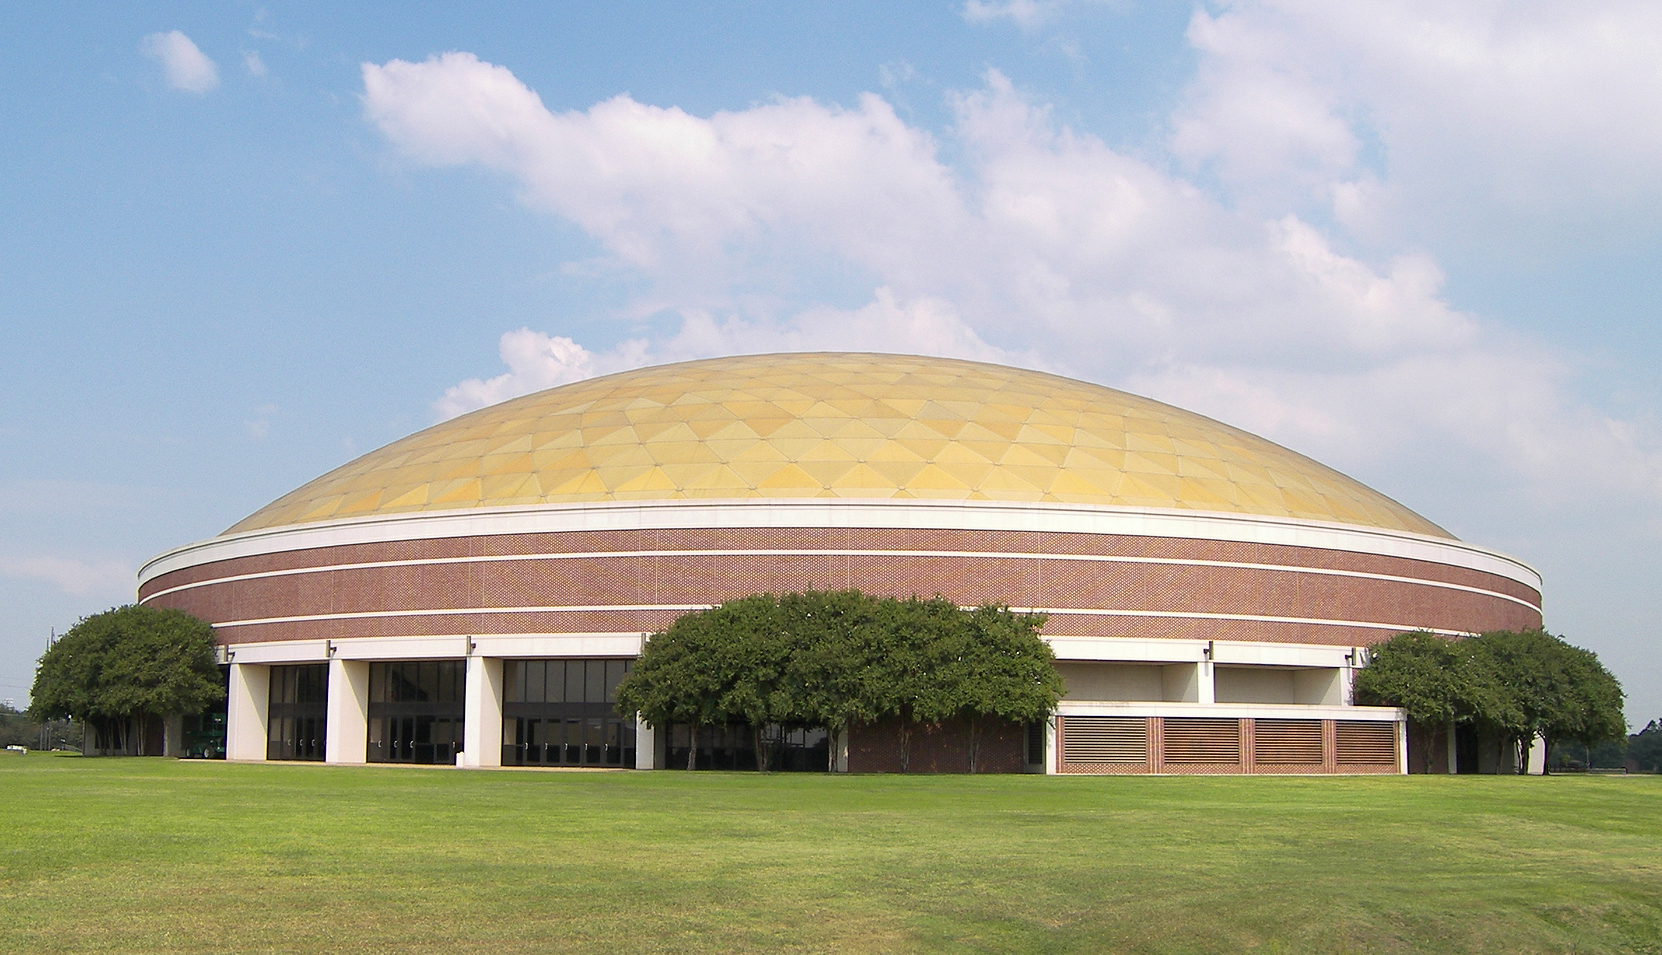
846, 716, 1028, 774
140, 524, 1542, 648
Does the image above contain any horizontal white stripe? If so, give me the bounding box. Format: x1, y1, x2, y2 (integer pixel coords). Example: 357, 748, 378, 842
1056, 702, 1401, 721
138, 546, 1538, 613
210, 602, 1456, 636
138, 498, 1542, 592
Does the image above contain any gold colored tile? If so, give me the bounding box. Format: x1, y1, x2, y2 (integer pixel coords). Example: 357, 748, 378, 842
224, 353, 1452, 539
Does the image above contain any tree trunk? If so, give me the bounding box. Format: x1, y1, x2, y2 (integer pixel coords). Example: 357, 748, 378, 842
967, 714, 981, 774
687, 722, 700, 771
754, 724, 768, 772
898, 718, 911, 774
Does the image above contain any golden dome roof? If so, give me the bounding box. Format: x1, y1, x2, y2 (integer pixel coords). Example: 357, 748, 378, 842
228, 353, 1450, 538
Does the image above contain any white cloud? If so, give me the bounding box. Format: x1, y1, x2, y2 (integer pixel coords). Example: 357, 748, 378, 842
0, 557, 132, 598
1170, 0, 1662, 248
243, 50, 268, 77
962, 1, 1061, 30
432, 291, 1015, 419
140, 31, 219, 95
365, 52, 1662, 513
434, 330, 627, 419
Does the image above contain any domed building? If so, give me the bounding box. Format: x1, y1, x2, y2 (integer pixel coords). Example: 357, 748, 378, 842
138, 354, 1541, 773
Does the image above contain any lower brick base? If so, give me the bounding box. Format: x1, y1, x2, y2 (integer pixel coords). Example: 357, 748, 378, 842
847, 716, 1028, 774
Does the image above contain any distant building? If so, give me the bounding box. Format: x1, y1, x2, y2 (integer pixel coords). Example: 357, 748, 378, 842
139, 354, 1540, 773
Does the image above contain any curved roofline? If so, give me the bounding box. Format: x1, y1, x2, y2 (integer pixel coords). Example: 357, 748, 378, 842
142, 496, 1541, 593
225, 351, 1454, 540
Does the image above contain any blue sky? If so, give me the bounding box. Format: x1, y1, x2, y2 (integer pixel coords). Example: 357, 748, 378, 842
3, 1, 1658, 725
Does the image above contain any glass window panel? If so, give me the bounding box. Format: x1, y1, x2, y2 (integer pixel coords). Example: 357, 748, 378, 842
526, 659, 544, 703
604, 660, 626, 702
547, 661, 565, 703
503, 661, 521, 703
565, 661, 584, 703
387, 663, 405, 702
604, 720, 622, 765
418, 662, 436, 702
585, 661, 604, 704
565, 719, 582, 763
585, 718, 603, 764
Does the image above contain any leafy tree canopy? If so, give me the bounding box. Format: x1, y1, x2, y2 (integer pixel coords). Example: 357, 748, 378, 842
1628, 721, 1662, 773
1356, 628, 1625, 774
616, 589, 1063, 771
28, 605, 224, 731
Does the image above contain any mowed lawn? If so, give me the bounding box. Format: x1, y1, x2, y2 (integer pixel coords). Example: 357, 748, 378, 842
1, 756, 1658, 954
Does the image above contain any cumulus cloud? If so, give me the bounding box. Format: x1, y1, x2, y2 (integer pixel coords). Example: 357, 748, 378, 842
0, 557, 132, 598
435, 331, 634, 419
1170, 0, 1662, 247
432, 291, 1015, 419
364, 51, 1662, 510
141, 30, 219, 94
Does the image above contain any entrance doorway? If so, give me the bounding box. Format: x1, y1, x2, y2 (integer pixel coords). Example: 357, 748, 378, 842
501, 659, 635, 767
367, 661, 465, 764
267, 663, 327, 761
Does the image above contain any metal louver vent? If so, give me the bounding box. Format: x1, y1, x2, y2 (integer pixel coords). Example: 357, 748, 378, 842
1254, 719, 1323, 764
1335, 721, 1396, 764
1163, 718, 1241, 763
1061, 717, 1147, 763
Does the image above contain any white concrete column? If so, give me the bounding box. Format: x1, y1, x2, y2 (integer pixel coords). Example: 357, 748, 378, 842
461, 656, 503, 769
635, 715, 658, 770
1526, 733, 1547, 775
1342, 647, 1361, 706
1397, 718, 1410, 775
226, 662, 270, 761
1446, 722, 1459, 774
325, 658, 370, 765
1044, 716, 1059, 775
1197, 660, 1216, 705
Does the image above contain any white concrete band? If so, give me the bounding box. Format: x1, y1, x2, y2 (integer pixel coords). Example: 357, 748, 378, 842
139, 546, 1539, 614
139, 498, 1542, 592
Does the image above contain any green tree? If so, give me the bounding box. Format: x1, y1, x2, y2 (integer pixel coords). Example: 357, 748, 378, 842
615, 594, 786, 771
621, 590, 1066, 774
1470, 630, 1625, 774
710, 595, 795, 771
1627, 720, 1662, 773
937, 605, 1063, 773
873, 595, 965, 773
1353, 630, 1505, 769
777, 589, 892, 770
27, 605, 223, 755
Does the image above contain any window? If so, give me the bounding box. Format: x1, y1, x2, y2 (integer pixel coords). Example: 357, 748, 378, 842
267, 663, 327, 761
367, 660, 465, 764
501, 659, 636, 768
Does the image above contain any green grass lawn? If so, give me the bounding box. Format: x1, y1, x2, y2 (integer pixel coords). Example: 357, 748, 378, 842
1, 755, 1658, 954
